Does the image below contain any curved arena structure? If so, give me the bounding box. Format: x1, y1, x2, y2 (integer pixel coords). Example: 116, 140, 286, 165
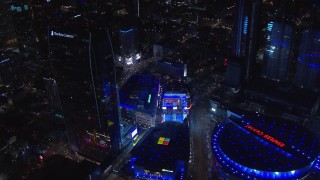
212, 112, 320, 179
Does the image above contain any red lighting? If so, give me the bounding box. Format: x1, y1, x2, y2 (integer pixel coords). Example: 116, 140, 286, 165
39, 155, 44, 160
185, 103, 192, 110
224, 58, 228, 67
162, 142, 169, 146
245, 125, 285, 148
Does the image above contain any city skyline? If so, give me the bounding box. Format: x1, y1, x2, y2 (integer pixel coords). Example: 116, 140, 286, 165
1, 0, 320, 179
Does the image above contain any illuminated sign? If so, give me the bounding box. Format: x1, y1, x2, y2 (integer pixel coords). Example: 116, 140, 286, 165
162, 169, 174, 173
157, 137, 170, 146
50, 31, 76, 39
131, 128, 138, 138
245, 125, 285, 148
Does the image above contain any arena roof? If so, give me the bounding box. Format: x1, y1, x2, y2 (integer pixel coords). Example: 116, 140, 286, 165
212, 112, 320, 179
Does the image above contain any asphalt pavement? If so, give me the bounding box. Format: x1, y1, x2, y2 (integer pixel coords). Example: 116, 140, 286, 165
188, 99, 214, 180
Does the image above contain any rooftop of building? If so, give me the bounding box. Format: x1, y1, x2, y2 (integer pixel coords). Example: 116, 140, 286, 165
244, 79, 320, 109
158, 59, 185, 67
212, 110, 320, 179
164, 80, 189, 94
127, 121, 190, 172
120, 73, 159, 115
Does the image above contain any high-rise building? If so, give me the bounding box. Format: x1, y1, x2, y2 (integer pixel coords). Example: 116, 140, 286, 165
233, 0, 261, 80
43, 77, 61, 111
233, 0, 250, 58
262, 21, 293, 82
0, 1, 18, 52
294, 29, 320, 90
9, 0, 37, 51
48, 25, 121, 162
116, 28, 140, 68
246, 0, 261, 80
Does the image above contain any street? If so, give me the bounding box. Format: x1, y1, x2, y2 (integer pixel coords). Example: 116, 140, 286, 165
188, 99, 215, 180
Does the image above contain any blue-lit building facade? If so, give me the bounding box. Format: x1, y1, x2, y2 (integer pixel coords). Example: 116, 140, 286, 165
212, 110, 320, 179
124, 122, 189, 180
116, 28, 141, 68
232, 0, 261, 80
161, 93, 190, 123
233, 0, 249, 58
0, 1, 18, 52
48, 25, 121, 162
294, 29, 320, 91
120, 74, 161, 129
262, 22, 293, 81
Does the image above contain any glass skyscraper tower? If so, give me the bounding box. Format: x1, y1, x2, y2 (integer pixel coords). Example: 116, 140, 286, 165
262, 21, 293, 81
294, 29, 320, 90
48, 24, 121, 163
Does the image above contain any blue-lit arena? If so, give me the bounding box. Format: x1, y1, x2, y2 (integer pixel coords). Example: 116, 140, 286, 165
211, 112, 320, 179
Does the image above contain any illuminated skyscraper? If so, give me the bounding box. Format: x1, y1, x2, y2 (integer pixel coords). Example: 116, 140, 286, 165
116, 28, 140, 68
294, 29, 320, 90
0, 1, 18, 51
48, 24, 121, 162
233, 0, 250, 58
233, 0, 261, 80
120, 28, 137, 56
262, 21, 293, 81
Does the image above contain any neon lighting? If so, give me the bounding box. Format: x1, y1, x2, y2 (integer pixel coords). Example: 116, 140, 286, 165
0, 58, 10, 64
148, 94, 151, 103
297, 57, 320, 71
131, 128, 138, 138
272, 40, 288, 47
243, 16, 248, 35
267, 22, 274, 31
245, 125, 285, 148
120, 29, 133, 33
162, 169, 174, 173
185, 103, 192, 110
